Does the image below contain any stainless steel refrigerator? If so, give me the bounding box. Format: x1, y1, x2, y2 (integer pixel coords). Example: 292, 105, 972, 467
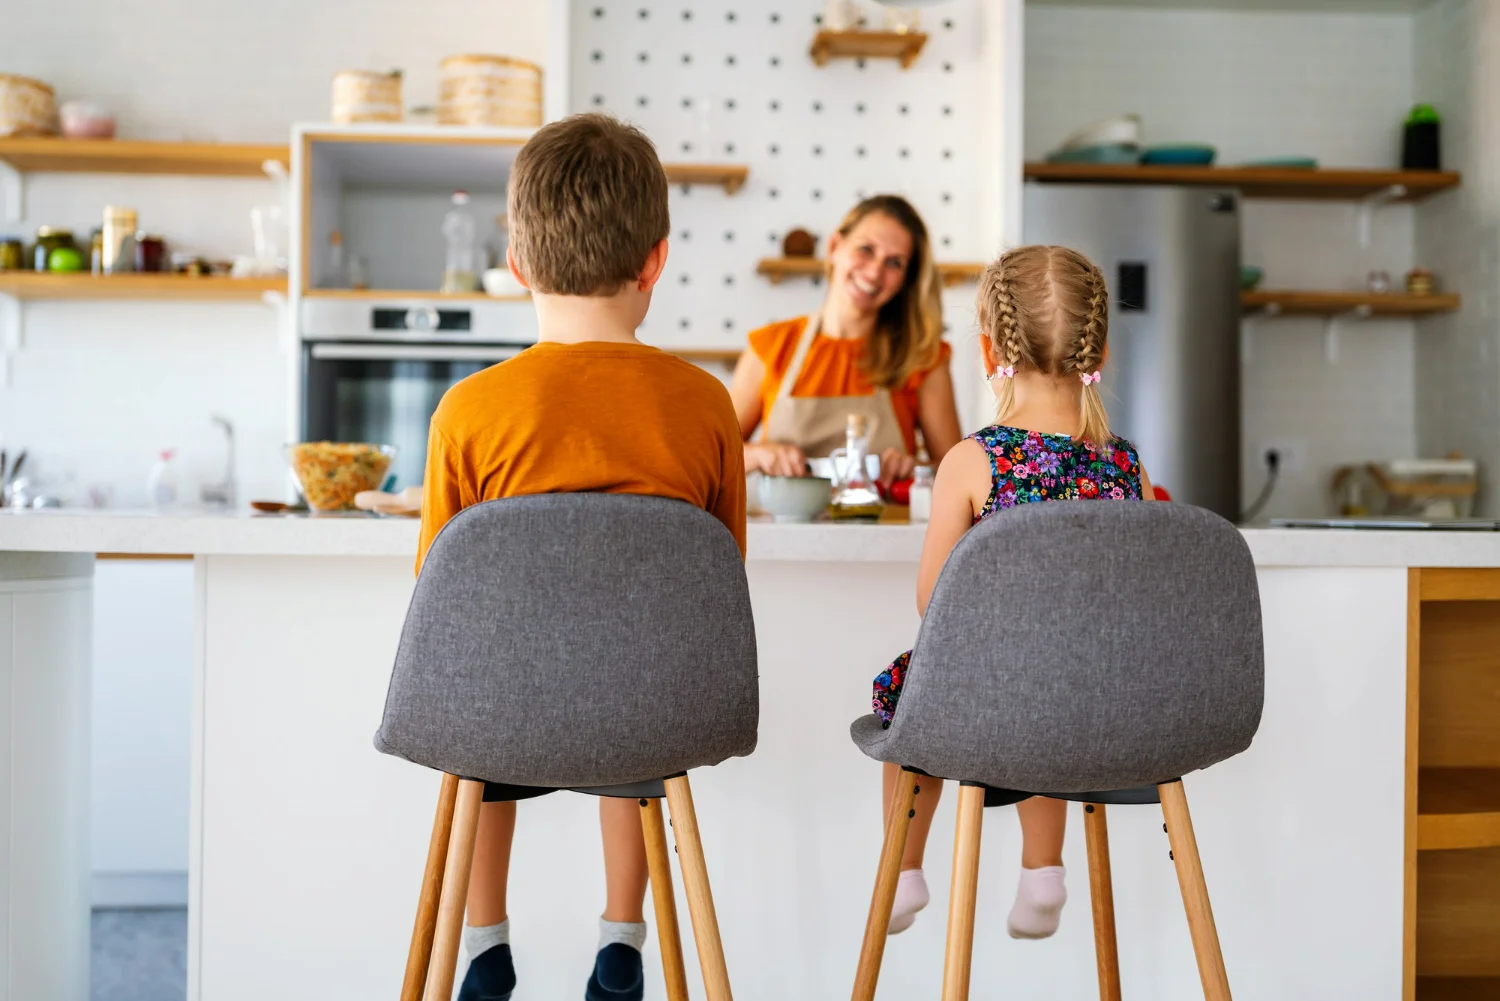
1022, 183, 1242, 520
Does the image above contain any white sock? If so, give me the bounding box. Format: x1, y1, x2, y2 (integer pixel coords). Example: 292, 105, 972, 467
598, 918, 647, 952
887, 868, 930, 935
464, 917, 510, 959
1007, 866, 1067, 940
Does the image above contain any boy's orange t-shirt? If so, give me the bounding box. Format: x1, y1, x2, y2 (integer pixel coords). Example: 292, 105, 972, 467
747, 317, 953, 454
417, 341, 747, 571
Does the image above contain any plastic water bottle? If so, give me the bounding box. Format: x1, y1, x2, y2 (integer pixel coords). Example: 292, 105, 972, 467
441, 190, 477, 293
147, 449, 178, 508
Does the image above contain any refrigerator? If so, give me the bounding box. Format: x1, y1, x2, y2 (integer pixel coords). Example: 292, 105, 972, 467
1022, 184, 1242, 520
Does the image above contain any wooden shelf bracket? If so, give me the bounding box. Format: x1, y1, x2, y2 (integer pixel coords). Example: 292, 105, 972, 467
1324, 305, 1375, 364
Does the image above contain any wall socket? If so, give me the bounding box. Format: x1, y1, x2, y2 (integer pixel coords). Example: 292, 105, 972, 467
1260, 442, 1304, 473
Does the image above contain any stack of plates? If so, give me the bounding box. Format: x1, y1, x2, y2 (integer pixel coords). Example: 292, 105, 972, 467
1046, 114, 1142, 165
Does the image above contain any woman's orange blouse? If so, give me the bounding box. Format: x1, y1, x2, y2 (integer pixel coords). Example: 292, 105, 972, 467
747, 316, 952, 455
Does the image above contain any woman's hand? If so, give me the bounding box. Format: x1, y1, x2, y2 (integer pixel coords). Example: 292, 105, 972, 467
745, 441, 809, 478
878, 448, 916, 487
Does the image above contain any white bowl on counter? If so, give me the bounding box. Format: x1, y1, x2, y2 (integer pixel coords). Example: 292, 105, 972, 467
481, 267, 529, 298
758, 475, 833, 523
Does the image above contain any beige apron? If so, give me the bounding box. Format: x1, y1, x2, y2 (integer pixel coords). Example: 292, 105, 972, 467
761, 313, 907, 461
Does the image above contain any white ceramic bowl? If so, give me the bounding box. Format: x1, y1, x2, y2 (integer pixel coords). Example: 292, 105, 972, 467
481, 267, 528, 298
759, 475, 832, 523
1057, 114, 1143, 151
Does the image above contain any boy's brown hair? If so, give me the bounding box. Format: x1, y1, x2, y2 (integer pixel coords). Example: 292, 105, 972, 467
507, 113, 670, 296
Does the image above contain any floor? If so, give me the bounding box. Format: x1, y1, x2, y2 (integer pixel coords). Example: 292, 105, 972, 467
92, 908, 187, 1001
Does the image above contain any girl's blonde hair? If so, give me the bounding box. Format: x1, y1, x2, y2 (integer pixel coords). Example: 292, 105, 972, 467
830, 195, 944, 389
977, 245, 1112, 447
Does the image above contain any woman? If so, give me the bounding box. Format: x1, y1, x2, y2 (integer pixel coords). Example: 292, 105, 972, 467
731, 195, 963, 484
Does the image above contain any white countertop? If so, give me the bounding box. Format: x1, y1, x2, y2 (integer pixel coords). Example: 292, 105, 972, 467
1, 507, 1499, 566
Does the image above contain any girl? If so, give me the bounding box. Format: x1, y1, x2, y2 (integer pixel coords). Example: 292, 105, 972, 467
873, 244, 1155, 939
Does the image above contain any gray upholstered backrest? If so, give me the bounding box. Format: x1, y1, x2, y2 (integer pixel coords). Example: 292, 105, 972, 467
375, 494, 758, 788
882, 501, 1263, 792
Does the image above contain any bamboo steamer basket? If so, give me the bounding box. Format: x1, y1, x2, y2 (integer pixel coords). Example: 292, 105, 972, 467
331, 70, 404, 124
0, 74, 58, 137
437, 55, 543, 127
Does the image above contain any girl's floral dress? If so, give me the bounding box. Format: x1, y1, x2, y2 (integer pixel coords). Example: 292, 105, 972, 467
871, 425, 1145, 725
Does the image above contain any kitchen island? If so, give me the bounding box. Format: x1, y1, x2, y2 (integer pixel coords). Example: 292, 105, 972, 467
2, 509, 1497, 1001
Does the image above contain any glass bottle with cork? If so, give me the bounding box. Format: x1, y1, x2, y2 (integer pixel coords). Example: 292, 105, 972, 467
828, 412, 885, 520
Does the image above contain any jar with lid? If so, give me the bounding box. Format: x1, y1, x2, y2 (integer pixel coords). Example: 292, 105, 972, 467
134, 234, 167, 273
101, 206, 138, 274
31, 227, 80, 272
0, 237, 23, 271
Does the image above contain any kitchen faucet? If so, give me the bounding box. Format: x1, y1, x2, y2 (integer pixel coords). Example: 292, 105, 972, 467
201, 415, 236, 508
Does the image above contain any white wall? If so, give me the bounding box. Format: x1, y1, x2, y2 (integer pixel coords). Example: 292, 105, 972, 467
1414, 0, 1500, 514
0, 0, 548, 506
1026, 4, 1420, 519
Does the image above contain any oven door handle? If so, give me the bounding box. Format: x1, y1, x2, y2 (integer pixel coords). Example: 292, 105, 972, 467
308, 344, 525, 363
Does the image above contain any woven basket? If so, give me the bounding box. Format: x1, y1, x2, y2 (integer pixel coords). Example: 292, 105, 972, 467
0, 74, 58, 137
437, 55, 542, 128
331, 70, 403, 124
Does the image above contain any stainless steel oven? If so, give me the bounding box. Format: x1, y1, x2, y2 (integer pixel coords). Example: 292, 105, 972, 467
299, 299, 536, 492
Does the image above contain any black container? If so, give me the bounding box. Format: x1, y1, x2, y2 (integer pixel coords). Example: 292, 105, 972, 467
1403, 121, 1441, 170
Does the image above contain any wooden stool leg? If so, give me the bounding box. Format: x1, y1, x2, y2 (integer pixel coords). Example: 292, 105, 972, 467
401, 773, 460, 1001
940, 784, 986, 1001
1084, 803, 1123, 1001
664, 775, 734, 1001
422, 778, 485, 1001
641, 796, 690, 1001
1159, 781, 1232, 1001
851, 768, 921, 1001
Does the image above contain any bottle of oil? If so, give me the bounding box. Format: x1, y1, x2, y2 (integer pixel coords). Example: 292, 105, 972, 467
828, 413, 885, 520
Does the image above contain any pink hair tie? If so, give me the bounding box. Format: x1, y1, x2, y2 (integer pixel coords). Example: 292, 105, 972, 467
1079, 371, 1101, 386
998, 365, 1015, 379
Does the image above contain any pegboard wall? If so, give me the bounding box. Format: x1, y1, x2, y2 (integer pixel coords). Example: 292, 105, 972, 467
567, 0, 992, 353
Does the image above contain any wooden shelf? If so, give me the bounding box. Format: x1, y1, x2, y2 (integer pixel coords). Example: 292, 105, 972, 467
301, 288, 529, 303
1243, 290, 1461, 316
1417, 977, 1500, 1000
663, 163, 749, 194
0, 138, 289, 177
1024, 162, 1461, 201
809, 30, 928, 69
1420, 769, 1500, 851
0, 272, 286, 301
757, 257, 983, 288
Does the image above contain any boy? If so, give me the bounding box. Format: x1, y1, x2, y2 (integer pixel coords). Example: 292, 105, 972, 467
417, 114, 747, 1001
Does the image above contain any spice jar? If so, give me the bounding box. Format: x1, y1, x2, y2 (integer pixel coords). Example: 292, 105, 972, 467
134, 234, 167, 273
89, 227, 103, 273
101, 205, 138, 274
31, 227, 80, 272
0, 237, 23, 271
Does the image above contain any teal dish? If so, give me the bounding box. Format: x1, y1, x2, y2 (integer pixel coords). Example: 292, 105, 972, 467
1046, 143, 1142, 165
1240, 266, 1264, 291
1242, 156, 1318, 169
1141, 144, 1217, 166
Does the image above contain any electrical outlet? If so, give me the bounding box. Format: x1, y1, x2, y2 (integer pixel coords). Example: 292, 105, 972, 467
1260, 442, 1303, 473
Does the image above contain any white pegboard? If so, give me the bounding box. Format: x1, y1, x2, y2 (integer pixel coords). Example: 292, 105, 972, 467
568, 0, 991, 350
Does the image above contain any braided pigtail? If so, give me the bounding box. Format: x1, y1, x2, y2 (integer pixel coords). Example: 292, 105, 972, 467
1071, 260, 1113, 448
978, 254, 1026, 423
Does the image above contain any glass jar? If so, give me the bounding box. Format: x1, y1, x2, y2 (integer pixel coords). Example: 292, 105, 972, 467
828, 413, 885, 520
89, 227, 104, 273
0, 237, 23, 271
134, 233, 168, 273
31, 227, 80, 272
101, 206, 138, 274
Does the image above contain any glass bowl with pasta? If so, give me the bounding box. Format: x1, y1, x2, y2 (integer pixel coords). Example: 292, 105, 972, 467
285, 442, 397, 512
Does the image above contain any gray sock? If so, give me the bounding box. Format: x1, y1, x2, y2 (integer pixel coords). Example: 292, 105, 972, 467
598, 918, 647, 953
464, 917, 510, 960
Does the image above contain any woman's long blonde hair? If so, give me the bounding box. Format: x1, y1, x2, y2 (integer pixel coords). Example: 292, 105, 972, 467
830, 195, 944, 389
977, 245, 1113, 446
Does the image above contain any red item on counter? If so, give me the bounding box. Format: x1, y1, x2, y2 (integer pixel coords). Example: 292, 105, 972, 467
1153, 484, 1172, 501
877, 479, 913, 506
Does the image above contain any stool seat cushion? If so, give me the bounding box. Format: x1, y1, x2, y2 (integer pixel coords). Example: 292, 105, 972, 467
850, 501, 1263, 793
376, 494, 759, 788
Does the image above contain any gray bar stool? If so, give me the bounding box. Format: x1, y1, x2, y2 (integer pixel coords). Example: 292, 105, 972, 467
375, 494, 758, 1001
848, 501, 1264, 1001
